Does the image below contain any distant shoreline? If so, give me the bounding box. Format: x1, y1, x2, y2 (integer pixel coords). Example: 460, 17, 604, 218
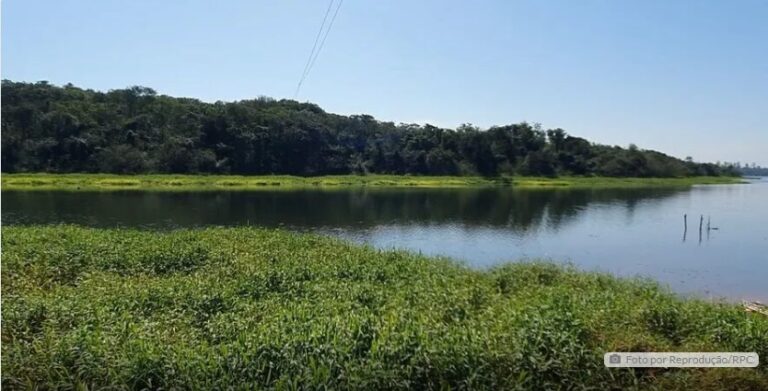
1, 173, 745, 191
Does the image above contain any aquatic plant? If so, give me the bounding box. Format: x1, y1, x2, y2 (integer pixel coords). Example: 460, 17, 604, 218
2, 226, 766, 389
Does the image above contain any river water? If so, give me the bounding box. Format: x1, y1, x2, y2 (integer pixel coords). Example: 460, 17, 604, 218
3, 178, 766, 301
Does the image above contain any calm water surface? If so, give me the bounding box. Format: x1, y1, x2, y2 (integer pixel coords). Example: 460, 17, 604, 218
3, 179, 766, 301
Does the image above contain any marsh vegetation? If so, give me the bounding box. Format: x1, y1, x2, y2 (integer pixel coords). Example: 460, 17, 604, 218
1, 173, 742, 191
3, 226, 766, 389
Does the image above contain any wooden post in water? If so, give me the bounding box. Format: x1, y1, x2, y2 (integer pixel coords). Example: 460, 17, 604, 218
698, 214, 704, 243
683, 214, 687, 242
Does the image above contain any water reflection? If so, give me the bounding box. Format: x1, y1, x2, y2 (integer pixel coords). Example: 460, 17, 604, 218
1, 187, 686, 232
4, 182, 766, 301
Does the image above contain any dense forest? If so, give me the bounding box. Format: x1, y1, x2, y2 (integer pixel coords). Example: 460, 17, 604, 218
1, 80, 737, 177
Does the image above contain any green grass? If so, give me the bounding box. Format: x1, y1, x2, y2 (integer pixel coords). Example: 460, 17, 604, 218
511, 175, 745, 188
3, 226, 766, 389
1, 173, 744, 191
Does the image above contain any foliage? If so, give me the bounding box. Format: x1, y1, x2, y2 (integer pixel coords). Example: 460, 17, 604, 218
1, 80, 739, 178
728, 163, 768, 176
3, 226, 766, 389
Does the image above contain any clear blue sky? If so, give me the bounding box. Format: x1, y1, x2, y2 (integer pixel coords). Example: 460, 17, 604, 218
3, 0, 767, 165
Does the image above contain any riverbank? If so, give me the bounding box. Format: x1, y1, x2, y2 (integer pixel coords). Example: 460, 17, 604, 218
1, 173, 744, 191
3, 226, 766, 389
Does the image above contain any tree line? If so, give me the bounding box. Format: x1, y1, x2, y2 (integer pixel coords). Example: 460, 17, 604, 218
1, 80, 737, 177
726, 162, 768, 177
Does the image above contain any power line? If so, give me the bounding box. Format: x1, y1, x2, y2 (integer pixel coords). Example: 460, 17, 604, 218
305, 0, 343, 83
294, 0, 343, 99
294, 0, 335, 98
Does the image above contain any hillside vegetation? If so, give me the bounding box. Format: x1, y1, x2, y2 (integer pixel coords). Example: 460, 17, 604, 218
2, 80, 737, 178
3, 226, 766, 389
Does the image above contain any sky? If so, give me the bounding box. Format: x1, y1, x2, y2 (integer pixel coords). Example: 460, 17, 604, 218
2, 0, 767, 166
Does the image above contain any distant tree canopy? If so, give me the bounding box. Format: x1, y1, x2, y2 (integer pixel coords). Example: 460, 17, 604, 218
1, 80, 738, 177
726, 162, 768, 177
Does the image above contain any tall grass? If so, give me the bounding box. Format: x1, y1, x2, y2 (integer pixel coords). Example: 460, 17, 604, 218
1, 173, 744, 191
2, 226, 766, 389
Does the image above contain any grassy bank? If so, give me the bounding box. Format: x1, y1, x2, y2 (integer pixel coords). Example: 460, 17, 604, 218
3, 226, 766, 389
1, 173, 744, 191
